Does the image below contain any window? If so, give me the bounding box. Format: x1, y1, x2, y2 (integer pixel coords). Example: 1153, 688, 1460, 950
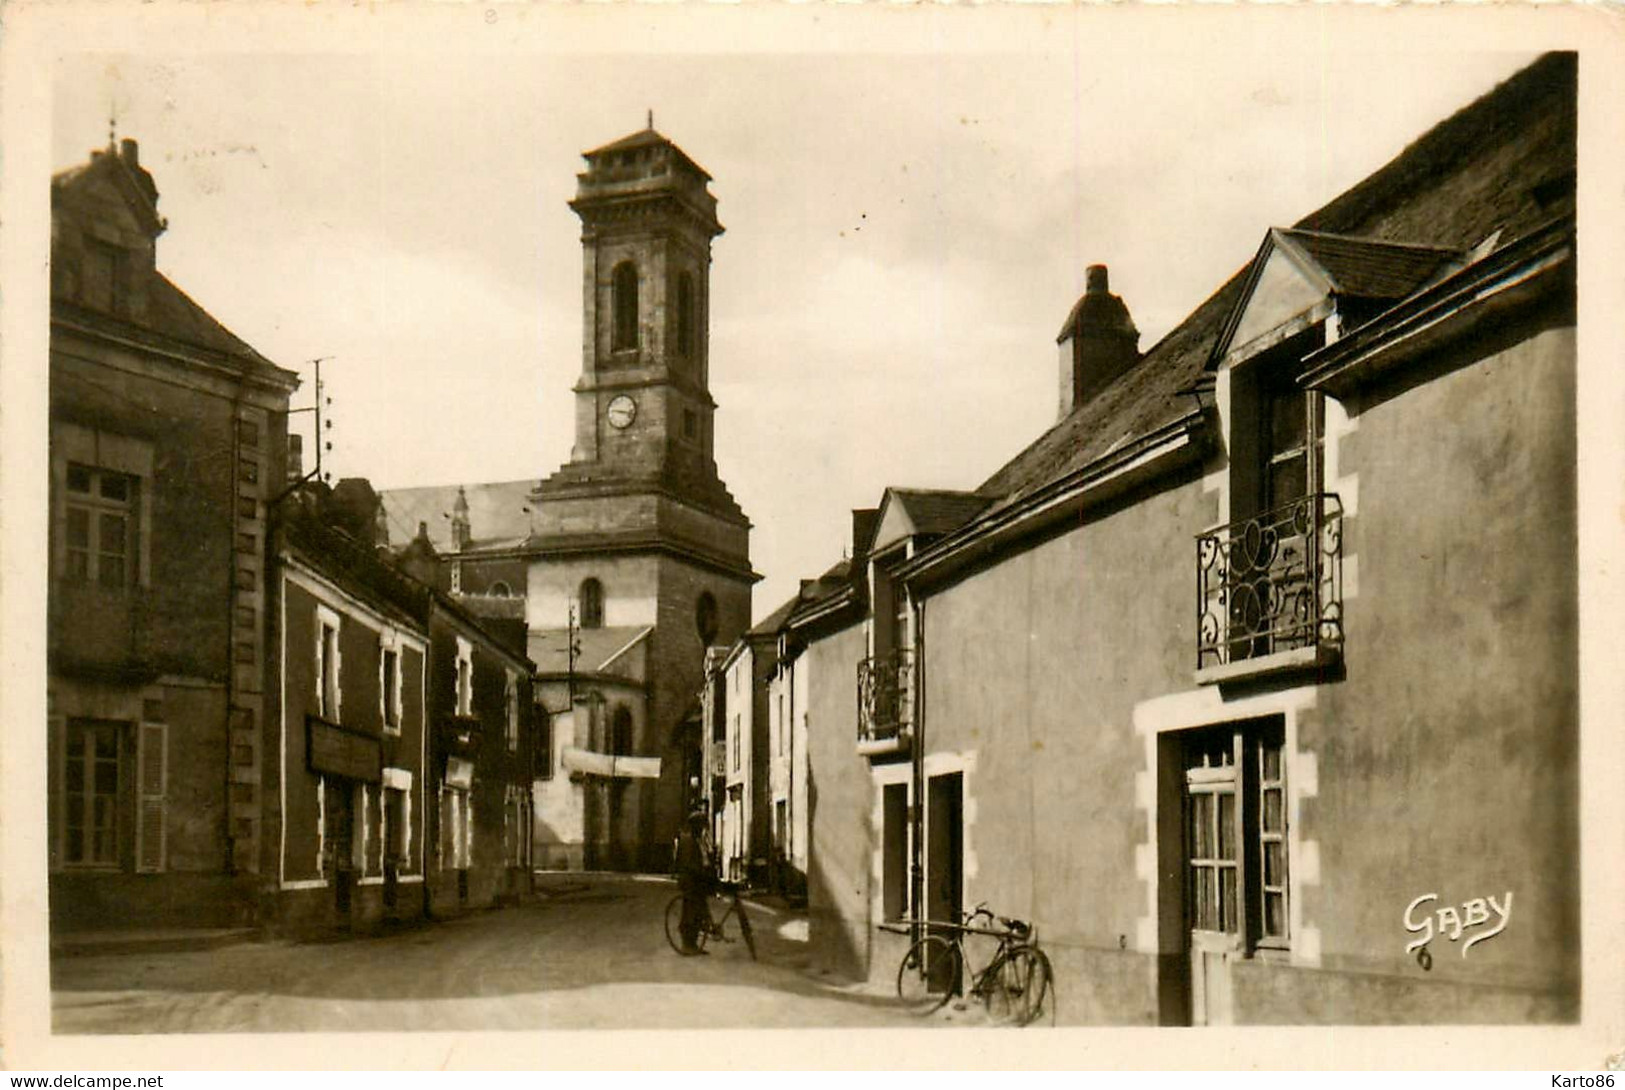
882, 783, 909, 921
506, 785, 529, 867
81, 241, 122, 313
611, 261, 638, 351
316, 606, 342, 722
64, 720, 121, 866
610, 705, 633, 756
677, 272, 695, 357
731, 713, 741, 772
455, 637, 473, 717
777, 692, 786, 757
1263, 386, 1318, 512
488, 581, 512, 598
64, 463, 138, 589
381, 645, 401, 734
683, 408, 698, 441
579, 578, 604, 630
505, 672, 519, 752
1183, 719, 1289, 950
696, 591, 719, 644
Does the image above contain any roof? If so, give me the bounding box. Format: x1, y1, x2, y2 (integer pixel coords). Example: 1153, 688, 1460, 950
281, 488, 535, 666
51, 148, 297, 389
748, 595, 802, 639
584, 126, 713, 181
377, 480, 538, 551
528, 625, 651, 678
978, 52, 1575, 510
1273, 228, 1461, 299
890, 489, 994, 538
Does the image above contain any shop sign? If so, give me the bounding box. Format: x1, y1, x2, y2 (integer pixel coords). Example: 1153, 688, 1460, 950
307, 715, 382, 783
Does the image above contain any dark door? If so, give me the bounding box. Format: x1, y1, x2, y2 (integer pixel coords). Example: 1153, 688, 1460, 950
926, 772, 963, 931
326, 779, 355, 925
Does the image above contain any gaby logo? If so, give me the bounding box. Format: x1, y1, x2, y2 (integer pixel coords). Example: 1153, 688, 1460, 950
1405, 891, 1512, 965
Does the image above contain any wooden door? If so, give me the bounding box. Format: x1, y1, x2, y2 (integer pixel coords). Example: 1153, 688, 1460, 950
927, 772, 963, 931
1186, 739, 1243, 1025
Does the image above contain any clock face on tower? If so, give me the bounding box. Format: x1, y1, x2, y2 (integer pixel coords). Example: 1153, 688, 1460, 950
607, 395, 637, 430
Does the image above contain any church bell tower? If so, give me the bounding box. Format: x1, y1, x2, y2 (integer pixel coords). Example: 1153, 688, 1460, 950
530, 122, 755, 871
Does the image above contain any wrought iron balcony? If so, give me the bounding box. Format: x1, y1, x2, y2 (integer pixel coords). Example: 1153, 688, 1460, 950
1196, 493, 1343, 682
857, 648, 914, 756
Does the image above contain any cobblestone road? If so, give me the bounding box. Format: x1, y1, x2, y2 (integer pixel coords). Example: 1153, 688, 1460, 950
51, 875, 929, 1034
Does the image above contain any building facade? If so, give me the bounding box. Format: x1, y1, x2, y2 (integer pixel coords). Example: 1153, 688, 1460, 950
422, 595, 537, 915
270, 499, 431, 932
271, 483, 536, 931
796, 54, 1579, 1024
47, 139, 300, 931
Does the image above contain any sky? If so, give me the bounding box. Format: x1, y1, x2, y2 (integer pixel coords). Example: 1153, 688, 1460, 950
49, 29, 1537, 621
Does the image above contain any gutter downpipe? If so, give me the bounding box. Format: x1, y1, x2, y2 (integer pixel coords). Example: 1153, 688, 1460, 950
909, 591, 925, 947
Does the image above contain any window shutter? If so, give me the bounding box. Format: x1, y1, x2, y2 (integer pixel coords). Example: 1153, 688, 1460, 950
135, 722, 167, 873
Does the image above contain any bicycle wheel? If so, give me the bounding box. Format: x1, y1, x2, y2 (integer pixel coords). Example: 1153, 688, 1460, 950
896, 935, 962, 1014
663, 894, 686, 954
734, 898, 758, 961
984, 945, 1052, 1026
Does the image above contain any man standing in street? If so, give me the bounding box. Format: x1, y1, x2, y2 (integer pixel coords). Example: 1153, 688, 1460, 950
674, 810, 714, 955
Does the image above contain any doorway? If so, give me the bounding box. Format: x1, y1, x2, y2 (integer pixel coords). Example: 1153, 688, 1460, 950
1176, 716, 1289, 1025
1184, 729, 1242, 1024
926, 772, 963, 931
325, 779, 356, 926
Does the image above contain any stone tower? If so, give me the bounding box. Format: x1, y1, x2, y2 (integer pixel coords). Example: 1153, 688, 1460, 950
530, 124, 755, 870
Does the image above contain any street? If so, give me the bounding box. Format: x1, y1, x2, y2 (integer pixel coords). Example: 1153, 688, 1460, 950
50, 875, 932, 1034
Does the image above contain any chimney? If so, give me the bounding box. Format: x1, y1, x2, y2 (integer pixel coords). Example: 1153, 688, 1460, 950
330, 477, 383, 545
287, 433, 304, 482
120, 138, 139, 168
1056, 263, 1140, 421
851, 508, 879, 561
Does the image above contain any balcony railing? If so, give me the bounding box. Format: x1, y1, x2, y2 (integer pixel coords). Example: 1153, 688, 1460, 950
857, 648, 914, 755
1196, 493, 1343, 680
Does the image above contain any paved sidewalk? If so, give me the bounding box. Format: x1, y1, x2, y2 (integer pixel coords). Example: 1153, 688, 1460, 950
51, 927, 260, 958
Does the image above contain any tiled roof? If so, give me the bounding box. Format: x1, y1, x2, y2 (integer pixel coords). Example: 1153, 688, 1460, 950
748, 595, 802, 638
890, 489, 994, 538
583, 127, 713, 180
377, 480, 538, 551
587, 128, 672, 156
1275, 229, 1461, 299
978, 52, 1575, 508
529, 626, 651, 677
51, 150, 295, 389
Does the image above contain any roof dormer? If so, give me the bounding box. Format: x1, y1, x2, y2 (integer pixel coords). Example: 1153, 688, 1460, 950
50, 138, 167, 320
1210, 227, 1463, 372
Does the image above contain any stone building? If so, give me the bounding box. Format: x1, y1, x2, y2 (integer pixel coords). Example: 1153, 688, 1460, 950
271, 482, 537, 930
46, 138, 300, 930
271, 491, 431, 932
380, 124, 756, 873
794, 53, 1578, 1024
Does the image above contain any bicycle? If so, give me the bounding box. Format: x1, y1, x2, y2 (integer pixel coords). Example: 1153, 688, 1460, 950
896, 903, 1053, 1026
664, 881, 758, 960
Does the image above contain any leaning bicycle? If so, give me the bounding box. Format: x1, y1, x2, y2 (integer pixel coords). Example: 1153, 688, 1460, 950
664, 881, 758, 960
896, 903, 1053, 1025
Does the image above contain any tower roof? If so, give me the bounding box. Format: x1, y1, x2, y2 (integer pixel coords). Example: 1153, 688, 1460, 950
584, 126, 712, 181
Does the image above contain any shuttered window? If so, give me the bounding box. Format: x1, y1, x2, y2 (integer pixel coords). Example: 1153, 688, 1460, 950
135, 722, 167, 873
